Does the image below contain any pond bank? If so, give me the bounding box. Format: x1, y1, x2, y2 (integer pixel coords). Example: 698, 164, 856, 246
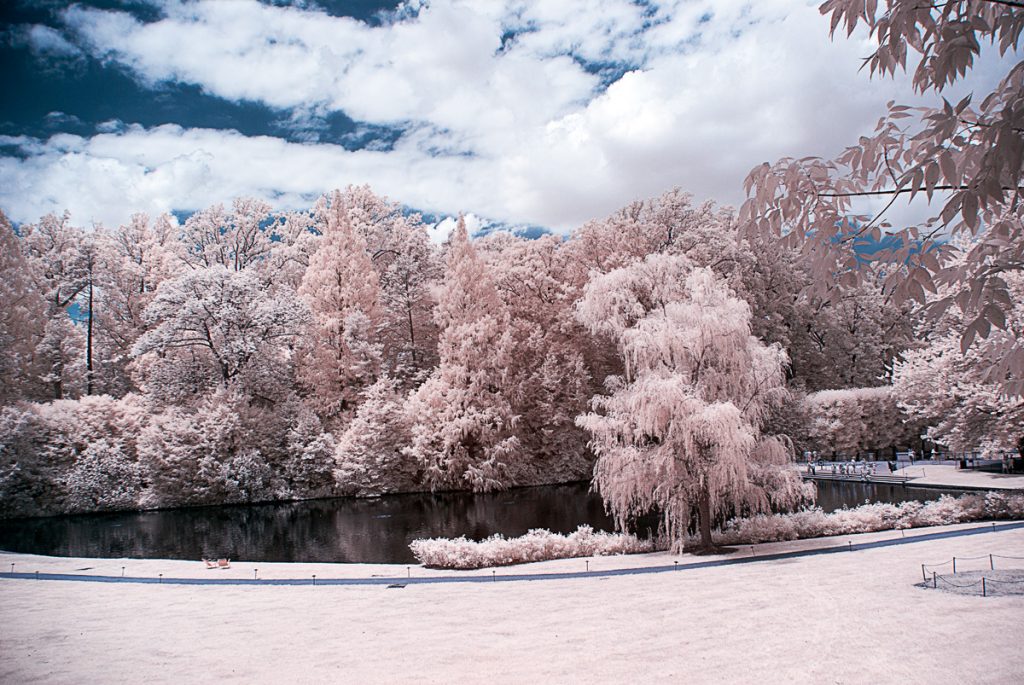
2, 522, 1022, 684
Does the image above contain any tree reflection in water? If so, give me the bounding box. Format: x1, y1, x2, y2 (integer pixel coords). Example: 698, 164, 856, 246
0, 480, 967, 563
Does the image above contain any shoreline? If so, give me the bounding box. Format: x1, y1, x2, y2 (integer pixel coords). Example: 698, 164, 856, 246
3, 521, 1022, 683
2, 519, 1020, 583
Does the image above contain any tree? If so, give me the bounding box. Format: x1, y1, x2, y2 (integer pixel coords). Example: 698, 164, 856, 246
0, 211, 45, 403
576, 254, 803, 552
92, 213, 178, 395
480, 232, 595, 484
404, 217, 521, 492
330, 186, 441, 384
64, 438, 142, 513
179, 197, 278, 272
805, 386, 922, 458
297, 190, 383, 421
893, 270, 1024, 457
132, 266, 308, 400
742, 0, 1024, 395
21, 212, 90, 399
335, 377, 419, 495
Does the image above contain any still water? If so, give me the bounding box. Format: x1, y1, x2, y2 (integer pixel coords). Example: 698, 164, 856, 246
0, 480, 970, 563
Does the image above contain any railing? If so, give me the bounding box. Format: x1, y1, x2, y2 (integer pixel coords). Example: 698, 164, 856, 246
802, 471, 910, 484
920, 553, 1024, 597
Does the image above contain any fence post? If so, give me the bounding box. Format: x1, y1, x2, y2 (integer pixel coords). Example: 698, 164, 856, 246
983, 577, 987, 597
952, 557, 956, 574
932, 571, 937, 589
921, 564, 927, 582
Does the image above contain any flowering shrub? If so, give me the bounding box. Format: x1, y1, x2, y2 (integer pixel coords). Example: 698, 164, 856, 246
705, 492, 1024, 547
410, 525, 656, 569
413, 493, 1024, 568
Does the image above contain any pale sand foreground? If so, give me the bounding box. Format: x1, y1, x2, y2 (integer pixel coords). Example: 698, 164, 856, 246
2, 525, 1023, 684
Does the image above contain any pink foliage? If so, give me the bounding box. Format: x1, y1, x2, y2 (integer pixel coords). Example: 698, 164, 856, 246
710, 492, 1024, 546
404, 217, 520, 492
576, 254, 801, 550
297, 190, 383, 421
410, 525, 656, 570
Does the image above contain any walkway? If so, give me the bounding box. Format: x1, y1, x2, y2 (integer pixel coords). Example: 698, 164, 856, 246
3, 521, 1022, 587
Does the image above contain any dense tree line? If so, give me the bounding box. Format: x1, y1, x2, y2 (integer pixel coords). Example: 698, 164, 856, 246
0, 185, 933, 519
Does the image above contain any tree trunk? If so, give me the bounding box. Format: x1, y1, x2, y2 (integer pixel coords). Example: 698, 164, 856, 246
86, 280, 94, 395
697, 487, 713, 550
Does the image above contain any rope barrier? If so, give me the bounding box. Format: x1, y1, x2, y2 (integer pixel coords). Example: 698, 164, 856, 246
934, 575, 984, 588
992, 554, 1024, 560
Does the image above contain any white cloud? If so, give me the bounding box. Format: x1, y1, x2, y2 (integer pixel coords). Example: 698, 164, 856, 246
1, 0, 1016, 232
24, 24, 85, 58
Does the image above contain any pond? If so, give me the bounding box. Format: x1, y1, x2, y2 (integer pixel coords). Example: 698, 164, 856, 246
0, 480, 972, 564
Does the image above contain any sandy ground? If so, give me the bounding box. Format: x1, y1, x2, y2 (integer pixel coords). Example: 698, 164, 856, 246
2, 523, 1023, 684
893, 464, 1024, 491
802, 462, 1024, 491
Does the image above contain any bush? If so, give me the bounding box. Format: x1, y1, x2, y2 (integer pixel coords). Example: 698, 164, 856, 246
410, 525, 657, 569
706, 493, 1024, 547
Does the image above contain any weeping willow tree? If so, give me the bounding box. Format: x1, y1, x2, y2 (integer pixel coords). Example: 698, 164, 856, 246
576, 253, 805, 552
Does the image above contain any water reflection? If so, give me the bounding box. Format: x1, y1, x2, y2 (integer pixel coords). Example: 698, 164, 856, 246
0, 483, 614, 564
0, 480, 970, 563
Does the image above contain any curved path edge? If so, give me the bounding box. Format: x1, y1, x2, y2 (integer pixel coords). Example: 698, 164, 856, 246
2, 521, 1022, 587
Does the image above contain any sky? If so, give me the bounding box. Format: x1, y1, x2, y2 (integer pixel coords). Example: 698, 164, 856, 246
0, 0, 1008, 235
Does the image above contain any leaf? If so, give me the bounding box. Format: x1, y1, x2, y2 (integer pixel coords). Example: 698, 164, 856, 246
961, 322, 977, 354
938, 150, 957, 185
983, 303, 1006, 330
961, 192, 979, 230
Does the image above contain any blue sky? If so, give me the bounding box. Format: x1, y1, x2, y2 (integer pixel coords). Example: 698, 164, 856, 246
0, 0, 1003, 236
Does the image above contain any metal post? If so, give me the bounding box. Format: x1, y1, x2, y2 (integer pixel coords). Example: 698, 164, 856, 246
932, 571, 937, 589
312, 574, 316, 586
407, 567, 410, 579
674, 560, 679, 570
751, 546, 755, 556
990, 554, 994, 570
254, 569, 258, 581
953, 557, 956, 574
585, 560, 589, 572
848, 541, 853, 552
921, 564, 927, 582
121, 566, 125, 578
901, 528, 905, 538
158, 573, 162, 584
492, 570, 496, 582
983, 577, 987, 597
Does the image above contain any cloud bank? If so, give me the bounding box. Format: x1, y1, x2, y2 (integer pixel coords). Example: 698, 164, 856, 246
3, 0, 1002, 231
